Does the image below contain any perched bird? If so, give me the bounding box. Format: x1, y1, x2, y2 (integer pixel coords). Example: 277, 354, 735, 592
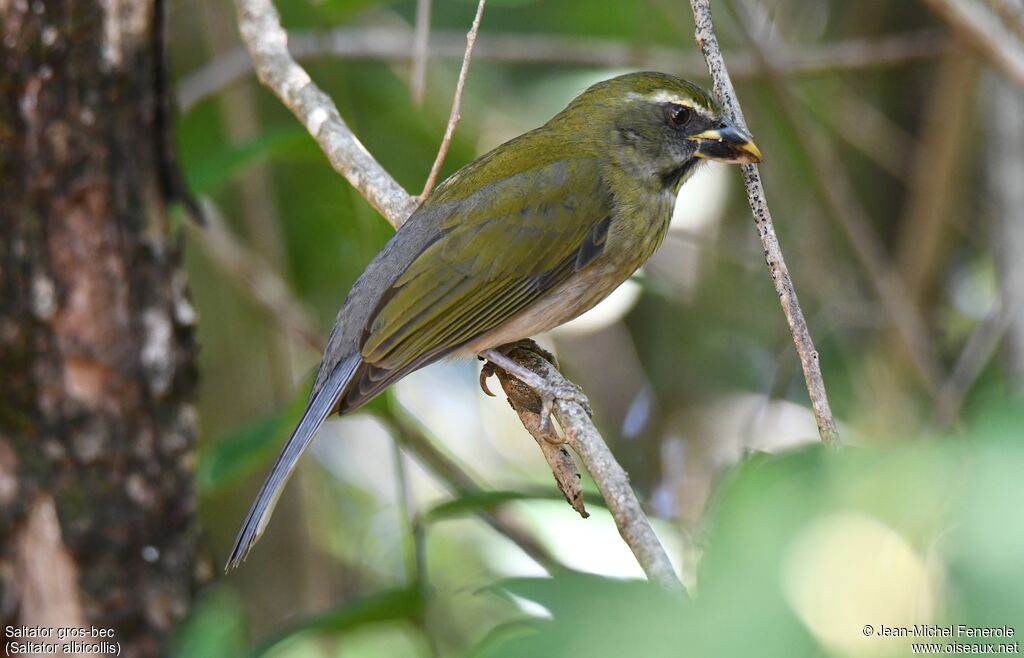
226, 71, 761, 569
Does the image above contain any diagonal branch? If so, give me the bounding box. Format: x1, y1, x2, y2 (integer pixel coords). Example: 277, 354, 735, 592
487, 342, 682, 591
232, 0, 683, 589
689, 0, 841, 445
724, 0, 948, 401
922, 0, 1024, 89
233, 0, 417, 227
188, 199, 322, 352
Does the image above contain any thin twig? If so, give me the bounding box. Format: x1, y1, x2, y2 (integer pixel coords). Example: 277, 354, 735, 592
188, 198, 323, 352
922, 0, 1024, 89
795, 82, 913, 181
233, 0, 417, 226
727, 0, 948, 401
410, 0, 432, 106
936, 296, 1018, 427
420, 0, 485, 200
688, 0, 841, 445
388, 413, 566, 572
232, 0, 680, 588
936, 71, 1024, 424
988, 72, 1024, 387
176, 27, 949, 114
390, 438, 440, 658
391, 439, 425, 591
895, 51, 978, 303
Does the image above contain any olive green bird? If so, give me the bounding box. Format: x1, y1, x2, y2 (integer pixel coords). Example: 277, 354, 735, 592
226, 71, 761, 569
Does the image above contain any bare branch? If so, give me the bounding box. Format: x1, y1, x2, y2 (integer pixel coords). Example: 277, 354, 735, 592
937, 73, 1024, 424
727, 0, 948, 401
487, 342, 683, 592
689, 0, 841, 445
232, 0, 680, 587
233, 0, 418, 227
388, 413, 567, 572
421, 0, 486, 200
188, 199, 323, 352
988, 0, 1024, 42
989, 73, 1024, 387
936, 296, 1018, 426
923, 0, 1024, 89
795, 83, 914, 181
410, 0, 432, 106
176, 27, 948, 114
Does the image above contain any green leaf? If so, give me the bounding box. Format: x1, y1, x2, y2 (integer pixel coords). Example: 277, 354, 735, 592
168, 588, 247, 658
250, 587, 424, 658
424, 491, 536, 523
185, 126, 316, 196
423, 488, 605, 524
195, 389, 308, 494
471, 573, 688, 658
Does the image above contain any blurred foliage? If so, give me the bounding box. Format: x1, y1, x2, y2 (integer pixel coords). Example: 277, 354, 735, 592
168, 0, 1024, 654
477, 397, 1024, 658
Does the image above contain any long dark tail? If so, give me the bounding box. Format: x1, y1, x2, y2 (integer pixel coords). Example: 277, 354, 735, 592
225, 354, 360, 571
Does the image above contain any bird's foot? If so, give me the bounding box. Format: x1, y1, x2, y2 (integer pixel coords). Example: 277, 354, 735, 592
479, 341, 592, 436
535, 379, 591, 436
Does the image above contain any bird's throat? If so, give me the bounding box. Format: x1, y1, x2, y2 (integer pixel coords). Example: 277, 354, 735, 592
661, 158, 702, 195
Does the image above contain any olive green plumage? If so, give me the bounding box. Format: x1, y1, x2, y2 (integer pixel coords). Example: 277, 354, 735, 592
227, 72, 762, 569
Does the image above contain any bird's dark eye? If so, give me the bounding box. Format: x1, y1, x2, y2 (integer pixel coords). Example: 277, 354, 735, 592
667, 104, 691, 126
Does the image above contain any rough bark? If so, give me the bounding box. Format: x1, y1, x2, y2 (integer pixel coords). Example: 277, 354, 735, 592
0, 1, 199, 655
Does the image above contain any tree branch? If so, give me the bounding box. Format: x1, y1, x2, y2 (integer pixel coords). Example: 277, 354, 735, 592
232, 0, 682, 588
487, 342, 682, 592
176, 27, 949, 113
233, 0, 418, 226
420, 0, 485, 200
388, 413, 567, 573
187, 199, 323, 352
922, 0, 1024, 89
689, 0, 841, 445
726, 0, 948, 402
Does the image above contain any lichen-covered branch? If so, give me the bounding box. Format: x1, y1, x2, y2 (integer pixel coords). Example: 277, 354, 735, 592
233, 0, 417, 226
689, 0, 841, 445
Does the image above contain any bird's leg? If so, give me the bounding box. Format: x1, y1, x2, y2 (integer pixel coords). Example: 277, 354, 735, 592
480, 341, 592, 434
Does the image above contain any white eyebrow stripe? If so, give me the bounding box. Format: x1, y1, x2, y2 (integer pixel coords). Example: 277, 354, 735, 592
627, 90, 712, 116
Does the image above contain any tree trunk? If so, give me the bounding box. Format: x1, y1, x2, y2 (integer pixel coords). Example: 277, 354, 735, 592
0, 1, 199, 655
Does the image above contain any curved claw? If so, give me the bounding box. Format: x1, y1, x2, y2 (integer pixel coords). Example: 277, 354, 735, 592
479, 362, 497, 397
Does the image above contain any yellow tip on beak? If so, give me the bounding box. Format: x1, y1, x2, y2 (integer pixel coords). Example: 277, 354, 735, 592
739, 139, 763, 164
689, 126, 764, 164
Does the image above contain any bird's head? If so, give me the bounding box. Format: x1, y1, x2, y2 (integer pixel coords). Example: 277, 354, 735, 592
552, 72, 763, 192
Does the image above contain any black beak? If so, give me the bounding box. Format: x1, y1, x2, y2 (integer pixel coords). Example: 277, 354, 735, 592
689, 123, 763, 164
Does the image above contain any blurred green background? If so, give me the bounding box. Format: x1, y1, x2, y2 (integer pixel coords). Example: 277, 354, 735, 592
167, 0, 1024, 655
